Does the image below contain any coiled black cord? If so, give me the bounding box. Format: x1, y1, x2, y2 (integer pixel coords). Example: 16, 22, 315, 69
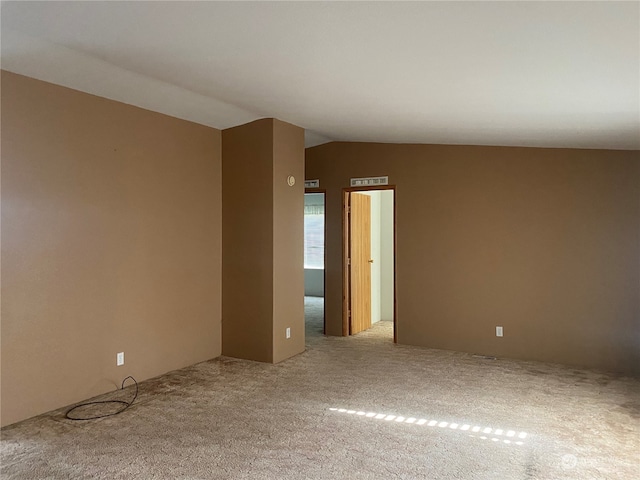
65, 376, 138, 421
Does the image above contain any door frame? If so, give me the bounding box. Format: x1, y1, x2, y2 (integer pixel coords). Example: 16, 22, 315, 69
342, 185, 397, 342
304, 188, 327, 334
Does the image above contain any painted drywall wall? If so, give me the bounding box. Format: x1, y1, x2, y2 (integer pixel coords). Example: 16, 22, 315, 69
306, 142, 640, 374
1, 71, 223, 427
380, 190, 394, 321
222, 118, 305, 364
271, 119, 305, 364
222, 119, 274, 362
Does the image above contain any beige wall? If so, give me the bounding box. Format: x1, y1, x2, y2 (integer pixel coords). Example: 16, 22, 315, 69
1, 71, 223, 427
3, 67, 636, 429
272, 119, 305, 363
222, 119, 274, 362
222, 119, 305, 363
306, 142, 640, 374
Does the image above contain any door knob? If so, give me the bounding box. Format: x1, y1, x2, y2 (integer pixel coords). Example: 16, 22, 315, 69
368, 259, 374, 263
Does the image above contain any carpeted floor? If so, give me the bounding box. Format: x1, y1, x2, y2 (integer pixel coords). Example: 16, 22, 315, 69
1, 296, 639, 479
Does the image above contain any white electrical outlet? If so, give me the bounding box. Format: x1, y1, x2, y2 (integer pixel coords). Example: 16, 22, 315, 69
117, 352, 125, 366
286, 328, 291, 339
496, 326, 503, 337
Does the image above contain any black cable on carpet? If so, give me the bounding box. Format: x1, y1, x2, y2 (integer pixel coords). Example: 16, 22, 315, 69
65, 376, 138, 421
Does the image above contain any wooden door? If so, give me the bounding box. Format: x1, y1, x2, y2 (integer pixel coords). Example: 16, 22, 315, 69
349, 193, 372, 334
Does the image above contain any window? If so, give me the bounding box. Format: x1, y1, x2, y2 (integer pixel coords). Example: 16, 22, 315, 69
304, 194, 324, 268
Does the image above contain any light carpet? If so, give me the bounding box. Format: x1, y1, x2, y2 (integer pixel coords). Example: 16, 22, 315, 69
1, 296, 639, 479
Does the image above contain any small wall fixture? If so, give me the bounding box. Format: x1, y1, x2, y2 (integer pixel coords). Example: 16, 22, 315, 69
287, 175, 296, 186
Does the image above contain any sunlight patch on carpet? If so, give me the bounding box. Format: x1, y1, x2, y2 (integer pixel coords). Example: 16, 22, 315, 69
328, 407, 528, 445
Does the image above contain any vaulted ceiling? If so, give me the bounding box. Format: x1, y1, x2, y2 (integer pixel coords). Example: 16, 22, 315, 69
2, 1, 639, 149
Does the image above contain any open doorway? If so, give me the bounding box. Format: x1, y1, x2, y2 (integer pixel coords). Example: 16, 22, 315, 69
343, 187, 396, 341
304, 190, 326, 337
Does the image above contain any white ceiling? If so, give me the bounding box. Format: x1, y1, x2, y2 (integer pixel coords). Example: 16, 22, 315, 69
2, 1, 639, 149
